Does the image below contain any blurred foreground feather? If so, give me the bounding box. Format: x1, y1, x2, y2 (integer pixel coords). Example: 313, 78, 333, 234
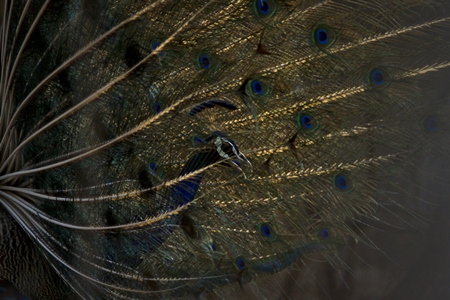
0, 0, 450, 299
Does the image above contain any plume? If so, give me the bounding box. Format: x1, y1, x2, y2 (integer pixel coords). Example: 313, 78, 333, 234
0, 0, 449, 299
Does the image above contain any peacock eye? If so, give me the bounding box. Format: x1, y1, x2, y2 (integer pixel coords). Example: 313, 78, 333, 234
151, 40, 165, 57
148, 161, 164, 178
296, 112, 319, 131
196, 52, 216, 70
262, 224, 271, 237
313, 26, 336, 49
316, 29, 328, 45
333, 173, 354, 192
252, 80, 263, 94
319, 228, 331, 239
424, 116, 439, 133
370, 69, 384, 85
149, 162, 158, 173
152, 101, 161, 114
301, 114, 312, 129
151, 40, 160, 51
253, 0, 277, 18
246, 78, 270, 97
236, 257, 246, 270
192, 136, 205, 147
199, 54, 210, 69
368, 67, 391, 87
258, 223, 277, 241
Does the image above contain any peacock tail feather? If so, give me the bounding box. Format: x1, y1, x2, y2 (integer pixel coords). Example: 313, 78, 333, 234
0, 0, 449, 299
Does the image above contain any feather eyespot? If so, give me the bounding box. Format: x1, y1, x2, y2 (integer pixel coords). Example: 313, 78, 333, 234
196, 52, 216, 70
253, 0, 277, 18
333, 173, 354, 192
424, 116, 439, 133
368, 67, 391, 87
313, 26, 336, 49
258, 223, 277, 241
319, 228, 330, 239
246, 78, 270, 97
198, 54, 211, 69
151, 40, 165, 57
236, 257, 246, 270
296, 112, 319, 131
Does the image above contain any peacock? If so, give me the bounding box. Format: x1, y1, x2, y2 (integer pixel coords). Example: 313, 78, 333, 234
1, 0, 450, 299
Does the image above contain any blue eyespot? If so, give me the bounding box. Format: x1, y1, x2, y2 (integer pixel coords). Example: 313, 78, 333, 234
337, 175, 347, 190
198, 54, 211, 69
252, 80, 263, 95
236, 257, 246, 270
210, 243, 217, 251
316, 29, 328, 45
153, 101, 161, 114
301, 114, 313, 129
320, 228, 330, 239
370, 69, 384, 86
253, 0, 277, 18
261, 224, 271, 237
296, 113, 318, 131
368, 67, 391, 87
193, 136, 205, 147
151, 40, 164, 57
151, 41, 161, 51
149, 162, 158, 173
425, 116, 439, 133
246, 78, 270, 98
258, 223, 277, 241
195, 52, 218, 71
313, 26, 336, 49
258, 0, 270, 15
262, 225, 271, 237
259, 224, 272, 239
333, 174, 353, 192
